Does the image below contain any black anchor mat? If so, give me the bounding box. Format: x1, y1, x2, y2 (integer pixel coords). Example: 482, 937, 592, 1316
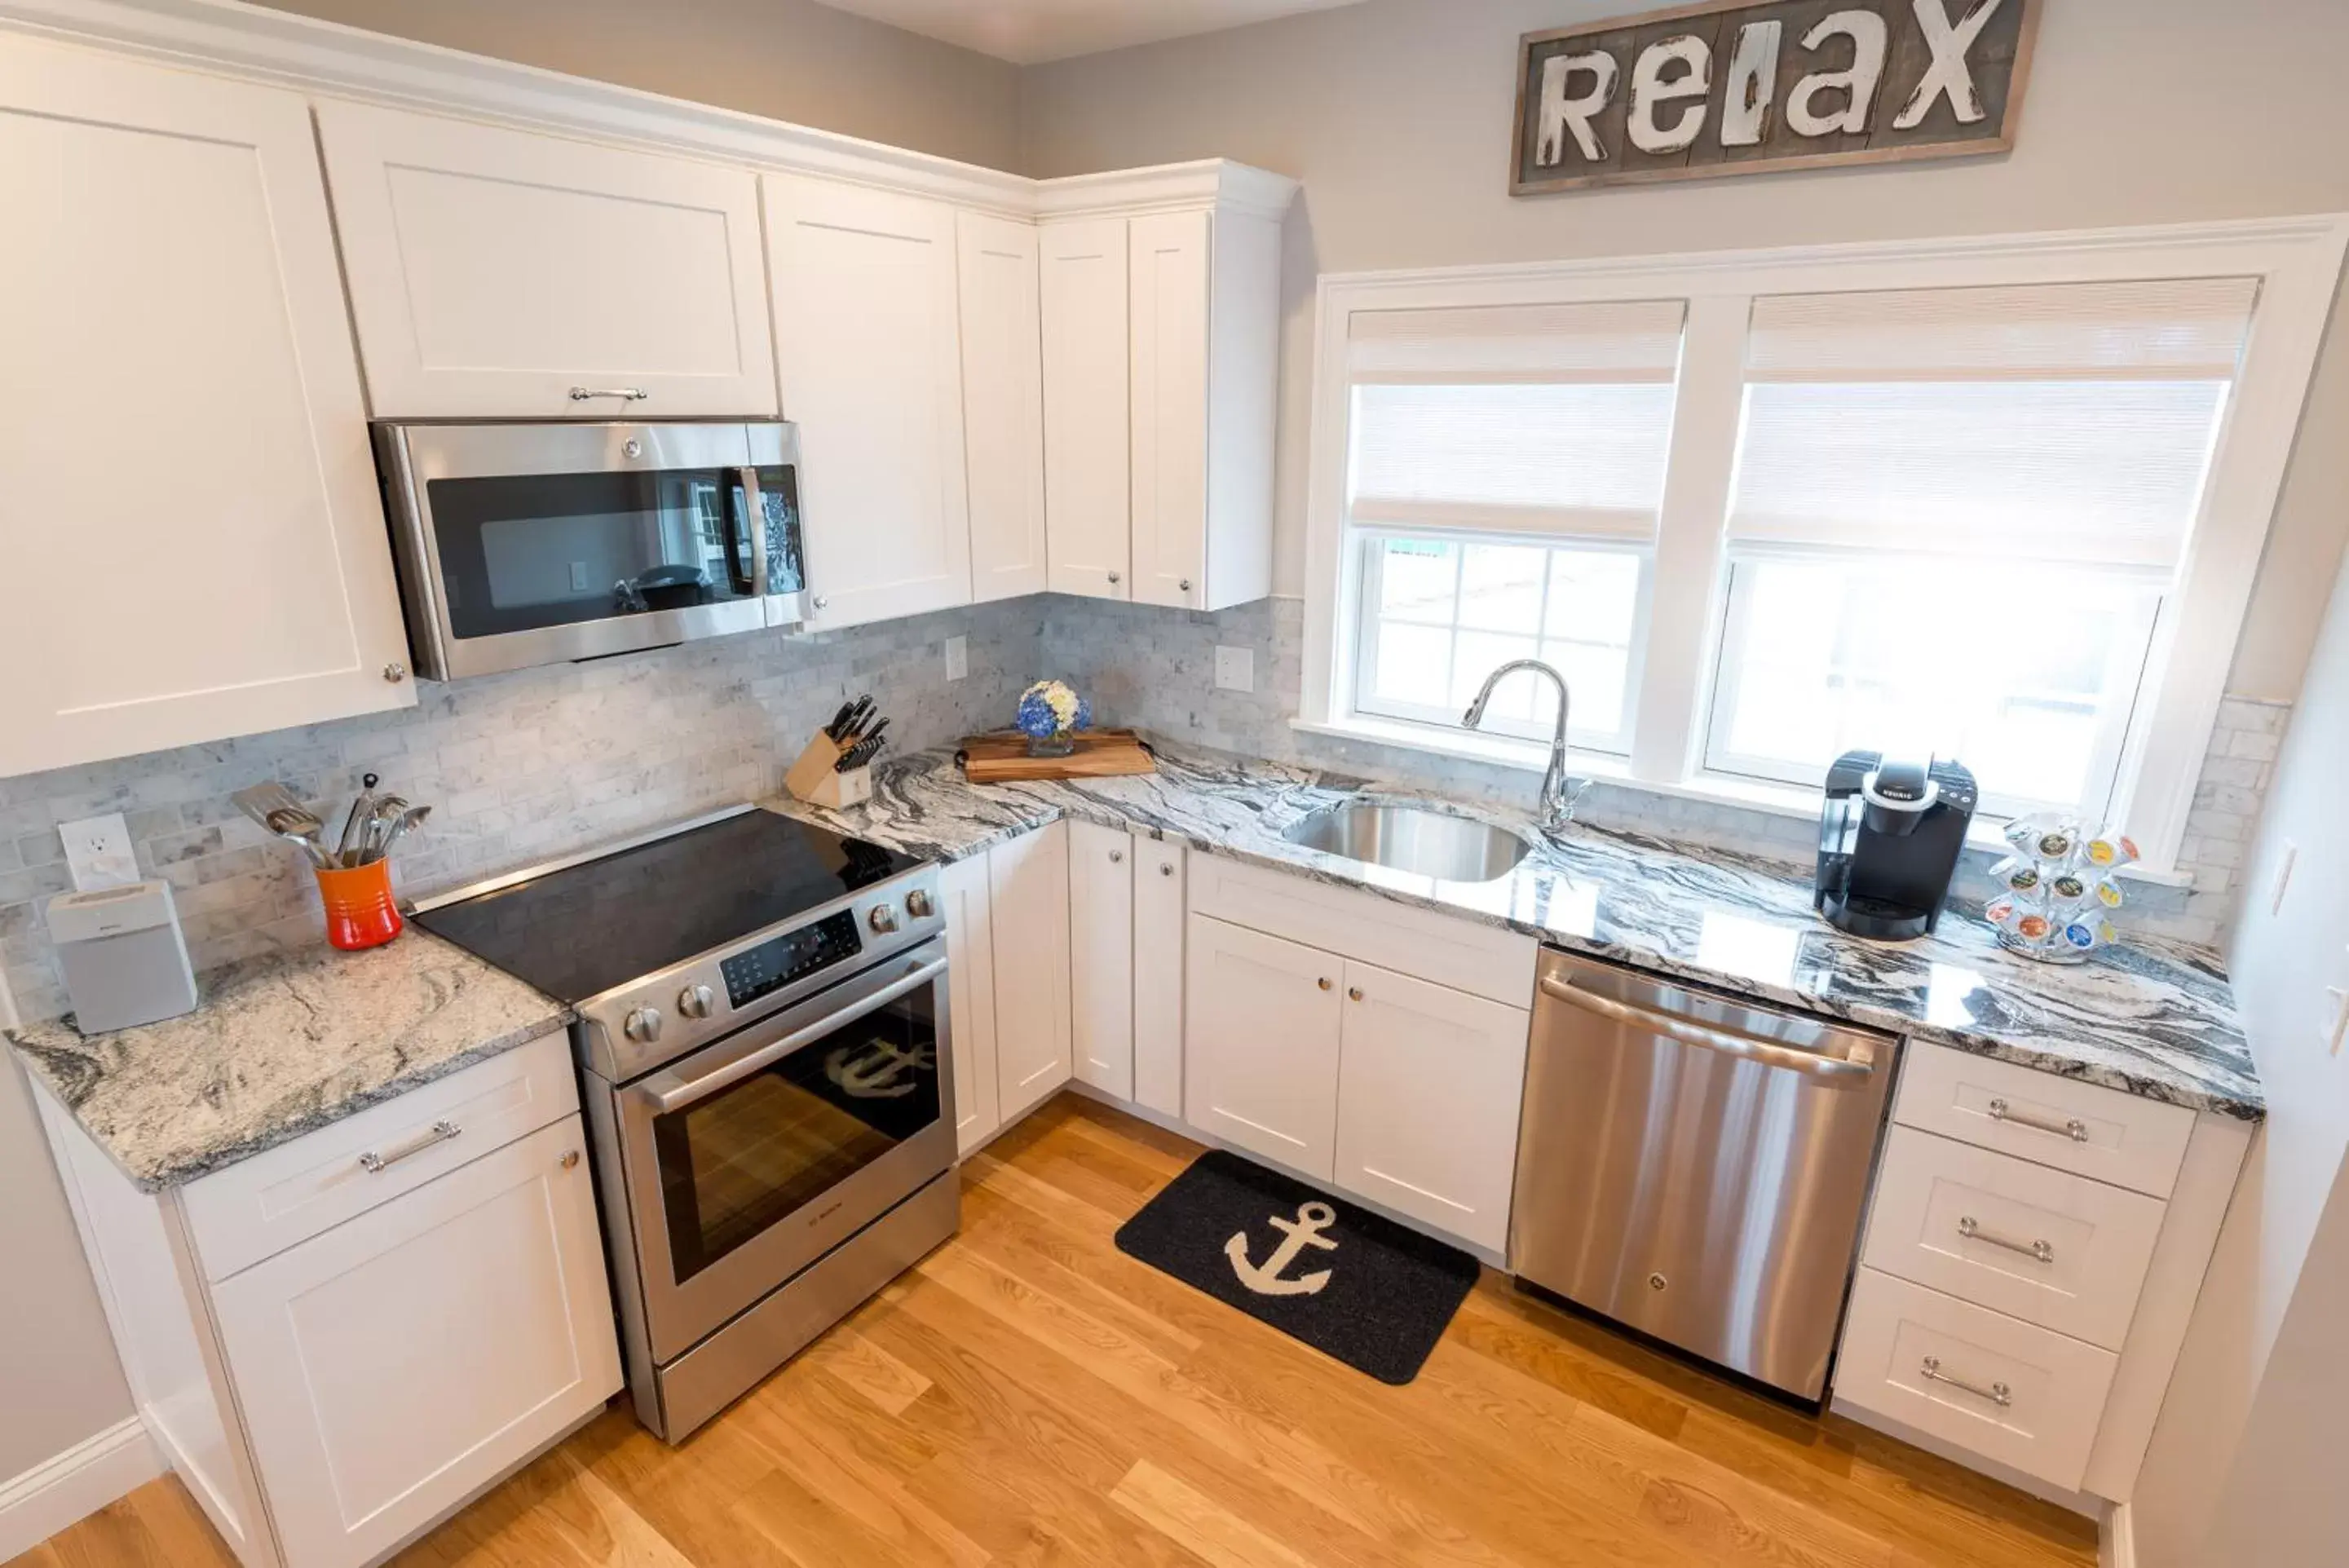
1113, 1149, 1480, 1385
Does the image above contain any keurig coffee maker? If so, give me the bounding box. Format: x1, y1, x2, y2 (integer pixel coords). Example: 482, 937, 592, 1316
1815, 752, 1977, 939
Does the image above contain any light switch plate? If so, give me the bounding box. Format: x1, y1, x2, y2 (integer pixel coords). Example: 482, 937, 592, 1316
945, 634, 968, 682
60, 812, 139, 892
568, 560, 590, 593
1215, 646, 1254, 693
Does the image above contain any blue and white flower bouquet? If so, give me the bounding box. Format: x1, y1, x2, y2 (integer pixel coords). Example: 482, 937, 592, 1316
1015, 679, 1091, 757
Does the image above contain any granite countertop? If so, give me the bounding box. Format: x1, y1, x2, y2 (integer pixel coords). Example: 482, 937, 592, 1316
9, 931, 570, 1190
770, 740, 2263, 1122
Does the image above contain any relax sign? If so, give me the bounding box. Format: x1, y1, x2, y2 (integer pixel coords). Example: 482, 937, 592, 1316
1510, 0, 2037, 195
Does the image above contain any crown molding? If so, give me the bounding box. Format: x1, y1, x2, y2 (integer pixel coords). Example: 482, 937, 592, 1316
1036, 159, 1300, 222
0, 0, 1295, 222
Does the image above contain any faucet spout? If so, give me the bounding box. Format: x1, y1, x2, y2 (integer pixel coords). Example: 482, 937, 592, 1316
1462, 659, 1580, 834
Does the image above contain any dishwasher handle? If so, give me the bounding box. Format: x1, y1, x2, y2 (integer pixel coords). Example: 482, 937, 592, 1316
1537, 972, 1880, 1081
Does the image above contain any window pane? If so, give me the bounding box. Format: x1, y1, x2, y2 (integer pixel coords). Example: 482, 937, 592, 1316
1376, 537, 1458, 622
1458, 542, 1547, 633
1451, 631, 1543, 717
1371, 621, 1453, 711
1546, 551, 1642, 645
1707, 555, 2157, 813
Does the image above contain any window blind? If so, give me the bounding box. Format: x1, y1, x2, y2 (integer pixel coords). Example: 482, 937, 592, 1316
1345, 299, 1685, 541
1728, 277, 2258, 569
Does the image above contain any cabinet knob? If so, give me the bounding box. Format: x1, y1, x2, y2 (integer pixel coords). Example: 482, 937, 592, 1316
1107, 571, 1122, 585
559, 1150, 581, 1170
1109, 849, 1124, 864
1317, 977, 1333, 991
382, 662, 407, 683
813, 594, 830, 611
1160, 863, 1175, 877
1348, 987, 1364, 1001
1179, 578, 1192, 592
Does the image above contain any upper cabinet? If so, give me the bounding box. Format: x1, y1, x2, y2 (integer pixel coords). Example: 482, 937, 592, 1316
765, 173, 972, 630
0, 35, 415, 776
957, 212, 1050, 603
316, 102, 777, 418
1040, 170, 1292, 612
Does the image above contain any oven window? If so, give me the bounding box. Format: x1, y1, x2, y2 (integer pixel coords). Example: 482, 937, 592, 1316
651, 984, 940, 1283
426, 468, 756, 639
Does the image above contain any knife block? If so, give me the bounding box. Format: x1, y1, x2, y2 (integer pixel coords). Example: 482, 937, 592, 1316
784, 731, 873, 810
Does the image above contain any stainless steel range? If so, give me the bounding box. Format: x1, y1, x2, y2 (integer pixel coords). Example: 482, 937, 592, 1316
412, 806, 956, 1441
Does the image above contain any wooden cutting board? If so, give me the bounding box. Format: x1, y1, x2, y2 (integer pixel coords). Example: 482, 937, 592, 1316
957, 729, 1157, 784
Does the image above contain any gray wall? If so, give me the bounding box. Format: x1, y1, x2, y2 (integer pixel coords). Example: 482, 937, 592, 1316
253, 0, 1022, 170
2134, 541, 2349, 1564
1018, 0, 2349, 705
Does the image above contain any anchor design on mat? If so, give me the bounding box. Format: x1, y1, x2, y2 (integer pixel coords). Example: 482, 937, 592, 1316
824, 1038, 934, 1098
1226, 1199, 1340, 1296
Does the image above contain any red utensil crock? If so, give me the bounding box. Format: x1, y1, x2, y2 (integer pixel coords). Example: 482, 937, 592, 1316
316, 859, 403, 951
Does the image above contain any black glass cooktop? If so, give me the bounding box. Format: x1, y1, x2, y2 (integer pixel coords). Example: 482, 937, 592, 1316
412, 809, 917, 1003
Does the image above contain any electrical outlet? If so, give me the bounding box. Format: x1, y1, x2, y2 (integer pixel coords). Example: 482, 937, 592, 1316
569, 560, 590, 593
1214, 646, 1254, 693
945, 634, 968, 682
60, 812, 139, 892
2272, 841, 2298, 917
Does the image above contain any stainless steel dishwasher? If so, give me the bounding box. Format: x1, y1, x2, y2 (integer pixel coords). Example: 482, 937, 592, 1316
1512, 947, 1899, 1402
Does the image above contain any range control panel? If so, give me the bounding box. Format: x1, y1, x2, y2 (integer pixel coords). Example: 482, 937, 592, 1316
719, 908, 862, 1009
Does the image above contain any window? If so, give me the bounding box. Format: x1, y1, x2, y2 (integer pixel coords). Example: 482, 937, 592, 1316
1304, 219, 2347, 871
1341, 302, 1681, 754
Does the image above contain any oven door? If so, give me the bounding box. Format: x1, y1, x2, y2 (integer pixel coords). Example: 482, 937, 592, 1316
616, 939, 953, 1363
373, 420, 806, 679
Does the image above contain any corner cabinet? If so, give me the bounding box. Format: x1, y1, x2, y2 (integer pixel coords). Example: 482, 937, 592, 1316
766, 173, 973, 630
0, 34, 417, 775
315, 101, 776, 418
1038, 166, 1294, 610
956, 212, 1051, 603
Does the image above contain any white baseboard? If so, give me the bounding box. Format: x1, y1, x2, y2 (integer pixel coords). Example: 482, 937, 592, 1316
0, 1416, 161, 1561
2102, 1500, 2138, 1568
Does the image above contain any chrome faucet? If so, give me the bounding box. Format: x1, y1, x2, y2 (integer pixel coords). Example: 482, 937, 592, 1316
1463, 659, 1583, 834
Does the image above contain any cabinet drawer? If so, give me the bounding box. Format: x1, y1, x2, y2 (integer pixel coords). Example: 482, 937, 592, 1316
181, 1033, 578, 1281
1187, 854, 1536, 1009
1894, 1042, 2194, 1198
1837, 1269, 2118, 1491
1862, 1128, 2164, 1350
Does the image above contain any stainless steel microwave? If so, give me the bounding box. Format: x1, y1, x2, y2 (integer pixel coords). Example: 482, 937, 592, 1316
372, 420, 806, 682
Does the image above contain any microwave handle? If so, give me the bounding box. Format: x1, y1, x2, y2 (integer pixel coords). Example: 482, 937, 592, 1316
642, 953, 946, 1115
719, 467, 760, 598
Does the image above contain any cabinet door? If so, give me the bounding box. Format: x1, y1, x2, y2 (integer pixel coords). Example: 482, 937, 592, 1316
1128, 210, 1212, 611
957, 212, 1049, 603
1334, 960, 1530, 1253
938, 855, 1002, 1157
990, 824, 1075, 1123
1068, 821, 1136, 1100
1041, 218, 1132, 600
1186, 914, 1343, 1180
210, 1116, 620, 1568
1133, 837, 1187, 1119
0, 36, 415, 776
316, 101, 775, 417
767, 174, 973, 629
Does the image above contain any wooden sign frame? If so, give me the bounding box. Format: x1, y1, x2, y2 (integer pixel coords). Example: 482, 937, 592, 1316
1509, 0, 2039, 197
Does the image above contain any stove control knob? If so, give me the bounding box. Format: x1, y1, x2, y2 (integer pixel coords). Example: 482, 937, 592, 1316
677, 984, 714, 1020
868, 903, 900, 934
904, 888, 934, 920
623, 1006, 663, 1044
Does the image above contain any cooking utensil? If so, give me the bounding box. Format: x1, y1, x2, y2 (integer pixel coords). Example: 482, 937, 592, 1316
338, 772, 382, 868
824, 700, 857, 741
232, 781, 309, 833
835, 732, 886, 772
359, 795, 409, 864
839, 696, 875, 741
263, 806, 336, 870
376, 803, 431, 859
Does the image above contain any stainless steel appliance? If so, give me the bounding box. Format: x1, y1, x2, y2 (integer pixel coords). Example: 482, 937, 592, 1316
373, 420, 807, 681
1512, 948, 1898, 1402
412, 806, 954, 1441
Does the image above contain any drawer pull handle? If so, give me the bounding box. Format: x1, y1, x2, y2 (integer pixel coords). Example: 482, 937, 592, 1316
1986, 1098, 2089, 1142
567, 386, 648, 401
357, 1120, 461, 1174
1919, 1355, 2011, 1408
1957, 1215, 2055, 1263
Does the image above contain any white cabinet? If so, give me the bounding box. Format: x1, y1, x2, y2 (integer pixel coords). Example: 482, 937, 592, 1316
1040, 218, 1133, 598
938, 855, 1003, 1157
1068, 821, 1137, 1100
956, 212, 1049, 603
1333, 961, 1529, 1254
210, 1115, 619, 1568
991, 822, 1075, 1121
766, 173, 973, 629
1038, 178, 1287, 612
316, 101, 775, 418
1133, 839, 1188, 1119
0, 35, 414, 775
1186, 914, 1344, 1178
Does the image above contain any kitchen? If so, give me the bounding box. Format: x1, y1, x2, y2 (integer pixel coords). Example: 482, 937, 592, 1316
2, 0, 2346, 1565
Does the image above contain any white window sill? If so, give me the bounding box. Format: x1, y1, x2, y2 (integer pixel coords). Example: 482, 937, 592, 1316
1287, 713, 2194, 888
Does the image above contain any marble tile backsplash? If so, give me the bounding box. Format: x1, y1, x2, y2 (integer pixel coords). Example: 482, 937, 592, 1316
1, 601, 1041, 1025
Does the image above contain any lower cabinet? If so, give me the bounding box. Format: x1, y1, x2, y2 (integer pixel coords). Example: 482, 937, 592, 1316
1069, 820, 1137, 1099
1185, 915, 1345, 1177
210, 1115, 619, 1568
988, 821, 1075, 1124
1132, 839, 1188, 1119
938, 854, 1002, 1157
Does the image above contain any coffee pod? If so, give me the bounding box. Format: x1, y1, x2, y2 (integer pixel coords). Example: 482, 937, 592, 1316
2051, 874, 2087, 903
2007, 865, 2041, 893
2096, 881, 2125, 909
1985, 897, 2015, 925
2035, 830, 2073, 861
2064, 922, 2097, 949
2016, 913, 2051, 941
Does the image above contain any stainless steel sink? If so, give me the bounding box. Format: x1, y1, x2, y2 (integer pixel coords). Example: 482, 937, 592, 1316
1283, 803, 1531, 882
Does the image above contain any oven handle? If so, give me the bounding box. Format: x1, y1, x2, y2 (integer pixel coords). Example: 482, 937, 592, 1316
642, 953, 947, 1115
732, 465, 770, 599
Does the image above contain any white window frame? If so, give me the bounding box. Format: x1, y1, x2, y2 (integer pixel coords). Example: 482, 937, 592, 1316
1300, 215, 2349, 875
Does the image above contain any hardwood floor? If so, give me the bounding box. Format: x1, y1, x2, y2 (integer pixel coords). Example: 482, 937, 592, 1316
12, 1094, 2100, 1568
